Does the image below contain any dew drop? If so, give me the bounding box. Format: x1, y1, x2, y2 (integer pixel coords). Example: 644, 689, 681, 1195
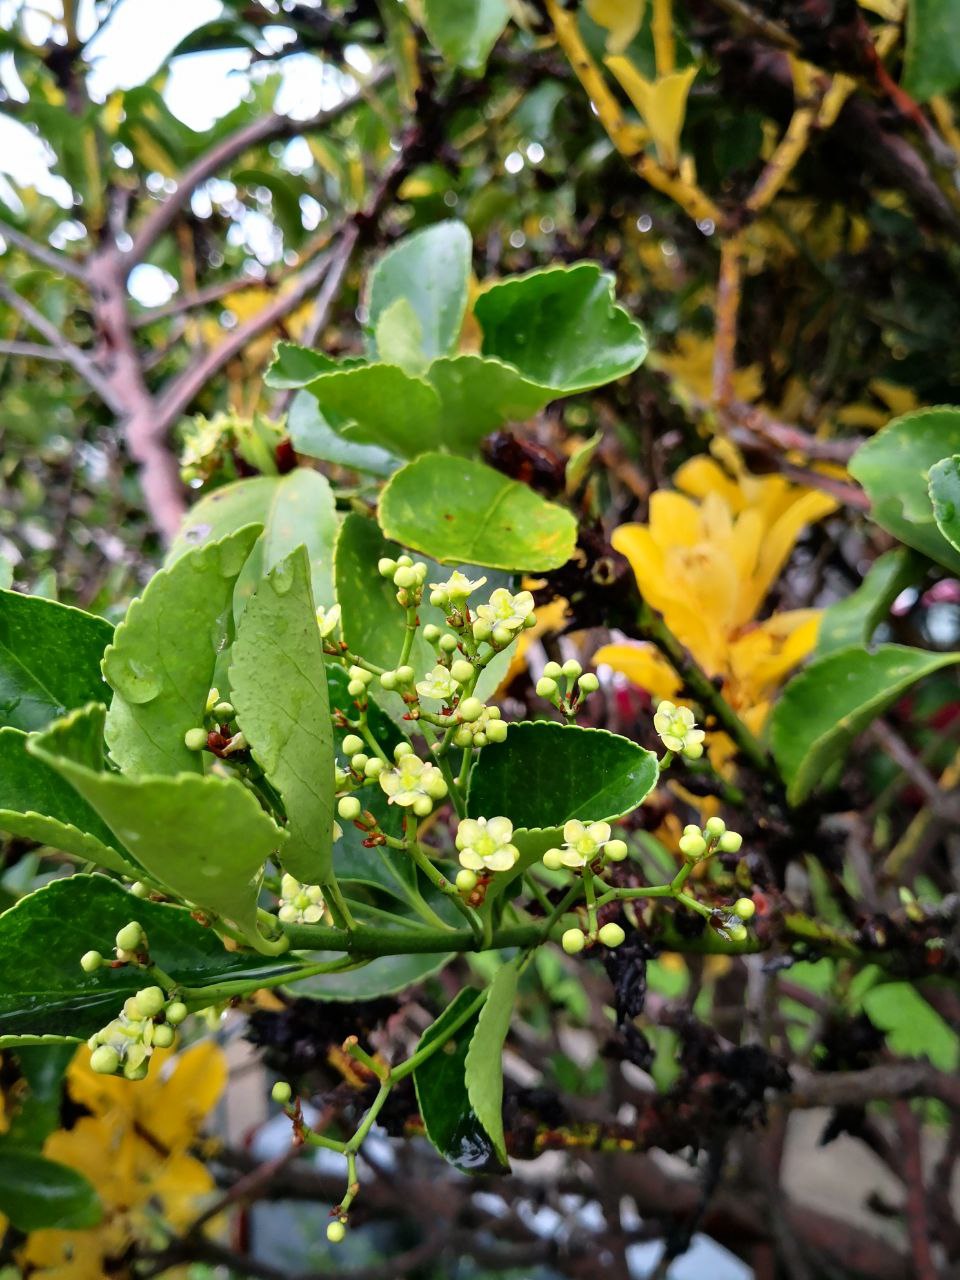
107, 656, 162, 704
272, 559, 296, 595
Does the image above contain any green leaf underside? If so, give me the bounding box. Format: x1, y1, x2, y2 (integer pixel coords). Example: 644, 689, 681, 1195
474, 262, 647, 393
333, 513, 512, 703
0, 728, 135, 876
287, 390, 400, 477
904, 0, 960, 100
465, 960, 517, 1166
378, 454, 577, 571
31, 705, 287, 945
770, 644, 960, 805
413, 988, 504, 1173
422, 0, 510, 72
103, 525, 261, 777
4, 1043, 76, 1149
848, 407, 960, 574
170, 471, 338, 613
0, 1150, 101, 1231
293, 951, 454, 1000
231, 547, 334, 885
815, 549, 920, 658
366, 219, 471, 360
928, 454, 960, 554
0, 875, 300, 1041
0, 590, 112, 733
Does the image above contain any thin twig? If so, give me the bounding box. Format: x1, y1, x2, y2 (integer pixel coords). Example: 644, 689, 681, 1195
0, 221, 88, 281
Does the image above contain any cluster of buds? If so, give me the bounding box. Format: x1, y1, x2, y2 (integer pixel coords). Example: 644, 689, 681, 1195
678, 815, 742, 860
714, 896, 756, 943
536, 659, 599, 716
654, 701, 705, 761
378, 554, 428, 607
450, 702, 508, 748
561, 921, 625, 954
345, 664, 375, 701
338, 733, 386, 789
183, 686, 247, 758
542, 820, 628, 872
277, 873, 326, 925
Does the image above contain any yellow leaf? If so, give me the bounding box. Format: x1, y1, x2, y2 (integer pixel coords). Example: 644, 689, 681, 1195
586, 0, 646, 54
605, 58, 696, 169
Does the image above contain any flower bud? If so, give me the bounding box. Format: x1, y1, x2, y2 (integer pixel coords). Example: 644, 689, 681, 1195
327, 1222, 346, 1244
543, 661, 563, 679
380, 670, 398, 690
705, 816, 726, 838
429, 589, 446, 608
348, 666, 372, 685
458, 697, 484, 723
733, 897, 755, 921
683, 742, 704, 760
364, 757, 385, 778
342, 734, 364, 756
683, 823, 701, 837
578, 673, 600, 694
486, 720, 508, 744
678, 833, 707, 859
561, 659, 582, 680
455, 869, 478, 894
115, 921, 143, 952
80, 950, 103, 973
394, 742, 414, 760
605, 839, 628, 862
134, 986, 166, 1019
536, 677, 558, 700
450, 659, 474, 684
395, 665, 415, 685
439, 633, 459, 653
394, 565, 417, 589
347, 679, 365, 698
152, 1024, 175, 1048
472, 619, 493, 643
598, 922, 625, 948
213, 701, 234, 719
396, 555, 413, 568
90, 1045, 120, 1075
423, 624, 441, 644
272, 1080, 293, 1105
473, 731, 487, 747
412, 795, 433, 817
338, 796, 362, 821
166, 1001, 188, 1026
350, 753, 369, 772
727, 922, 748, 943
377, 557, 397, 578
424, 771, 449, 800
718, 831, 743, 853
124, 1059, 149, 1081
453, 727, 473, 748
492, 625, 512, 647
561, 928, 586, 955
129, 881, 150, 899
542, 848, 564, 871
184, 727, 208, 752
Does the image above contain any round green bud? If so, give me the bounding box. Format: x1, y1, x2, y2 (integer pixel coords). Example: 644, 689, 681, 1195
561, 659, 582, 680
439, 633, 459, 653
454, 727, 474, 748
450, 659, 474, 684
213, 701, 234, 719
134, 986, 166, 1019
487, 706, 502, 720
413, 795, 433, 817
492, 625, 513, 648
678, 833, 707, 859
272, 1080, 293, 1105
115, 921, 143, 952
338, 796, 362, 821
424, 772, 448, 800
727, 922, 748, 943
486, 720, 508, 744
523, 613, 537, 629
348, 666, 372, 685
377, 557, 397, 578
472, 619, 493, 643
350, 753, 369, 773
542, 848, 565, 871
184, 727, 208, 752
364, 757, 385, 778
578, 673, 600, 694
683, 824, 701, 838
718, 831, 743, 854
733, 897, 756, 921
459, 697, 484, 723
123, 1059, 149, 1081
605, 839, 628, 862
80, 950, 104, 973
543, 661, 563, 679
342, 734, 364, 756
152, 1023, 175, 1048
90, 1045, 120, 1075
423, 624, 441, 644
598, 922, 626, 948
561, 928, 586, 955
536, 677, 558, 700
394, 742, 414, 760
683, 742, 704, 760
429, 589, 446, 608
473, 731, 487, 748
456, 869, 478, 894
327, 1221, 346, 1244
129, 881, 150, 899
347, 679, 366, 698
705, 816, 726, 838
380, 670, 398, 691
393, 565, 417, 589
166, 1001, 188, 1026
396, 555, 413, 568
395, 665, 415, 685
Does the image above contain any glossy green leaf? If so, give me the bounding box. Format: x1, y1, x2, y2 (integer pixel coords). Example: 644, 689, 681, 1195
104, 525, 260, 776
231, 547, 334, 885
413, 989, 503, 1172
301, 364, 443, 456
379, 454, 577, 571
0, 875, 300, 1042
815, 549, 920, 658
475, 263, 647, 393
0, 590, 111, 732
929, 454, 960, 553
0, 1151, 100, 1230
171, 470, 338, 612
366, 219, 471, 358
904, 0, 960, 100
465, 960, 517, 1166
422, 0, 510, 71
771, 644, 960, 805
287, 390, 400, 477
374, 298, 430, 374
294, 951, 454, 1001
265, 343, 342, 389
0, 727, 136, 877
4, 1043, 76, 1148
333, 513, 512, 701
31, 706, 287, 947
425, 354, 554, 439
849, 407, 960, 574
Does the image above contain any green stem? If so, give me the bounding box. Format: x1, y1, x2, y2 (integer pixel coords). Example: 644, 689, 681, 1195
398, 606, 418, 667
282, 920, 543, 955
325, 877, 358, 931
405, 842, 483, 939
391, 988, 488, 1081
179, 956, 361, 1006
346, 1079, 392, 1151
584, 871, 598, 936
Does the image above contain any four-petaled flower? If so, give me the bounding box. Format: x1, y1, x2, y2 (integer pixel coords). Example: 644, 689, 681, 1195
429, 570, 487, 604
548, 819, 613, 869
653, 700, 705, 758
379, 754, 447, 807
316, 604, 342, 638
415, 664, 460, 702
455, 816, 519, 873
278, 873, 326, 924
476, 587, 535, 632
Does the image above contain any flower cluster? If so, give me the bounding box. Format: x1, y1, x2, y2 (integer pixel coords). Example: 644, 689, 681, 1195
455, 816, 519, 873
543, 820, 627, 870
277, 873, 326, 924
85, 984, 187, 1080
678, 815, 742, 860
473, 587, 536, 647
379, 746, 448, 814
653, 700, 705, 759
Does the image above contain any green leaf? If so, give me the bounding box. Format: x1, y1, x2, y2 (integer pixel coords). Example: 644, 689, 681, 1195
374, 298, 429, 375
300, 364, 443, 457
230, 547, 334, 885
815, 549, 920, 658
425, 354, 555, 441
770, 644, 960, 805
465, 960, 517, 1166
0, 590, 112, 732
288, 390, 400, 477
0, 727, 136, 877
31, 706, 288, 947
104, 525, 260, 776
293, 951, 454, 1000
171, 470, 338, 613
0, 875, 300, 1041
904, 0, 960, 100
474, 263, 647, 393
848, 407, 960, 574
265, 343, 343, 389
366, 220, 471, 358
863, 982, 959, 1069
928, 454, 960, 554
379, 454, 577, 571
3, 1043, 76, 1148
413, 989, 503, 1172
333, 513, 512, 701
0, 1151, 100, 1230
422, 0, 510, 71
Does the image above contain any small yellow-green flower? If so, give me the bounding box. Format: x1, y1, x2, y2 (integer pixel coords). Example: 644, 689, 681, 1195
455, 816, 519, 873
379, 754, 448, 808
316, 604, 342, 638
653, 700, 705, 758
415, 664, 460, 702
547, 819, 613, 869
475, 587, 535, 633
278, 873, 326, 924
429, 570, 487, 606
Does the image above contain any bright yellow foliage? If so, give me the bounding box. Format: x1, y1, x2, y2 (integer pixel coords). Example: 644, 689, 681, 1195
605, 59, 697, 170
586, 0, 646, 54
